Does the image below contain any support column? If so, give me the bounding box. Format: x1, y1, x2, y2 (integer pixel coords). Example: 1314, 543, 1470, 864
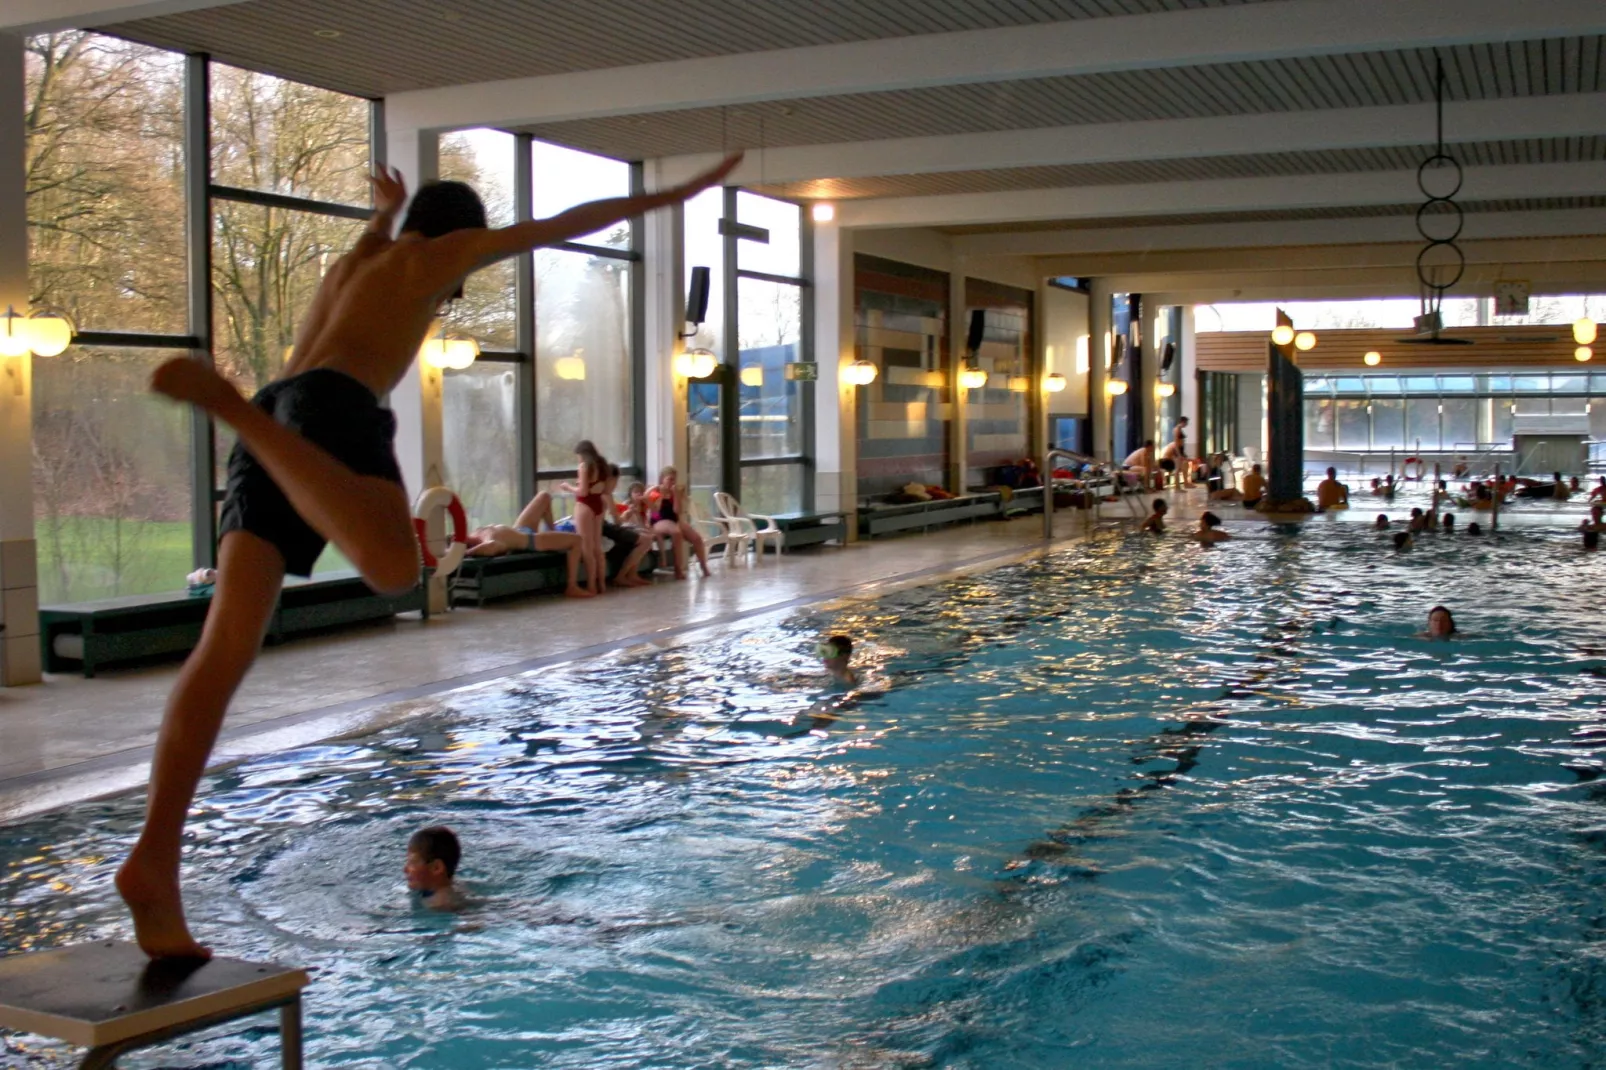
641, 159, 684, 481
949, 262, 968, 490
1181, 304, 1200, 436
1266, 307, 1308, 508
1088, 279, 1112, 460
385, 128, 447, 610
0, 33, 40, 685
812, 217, 855, 529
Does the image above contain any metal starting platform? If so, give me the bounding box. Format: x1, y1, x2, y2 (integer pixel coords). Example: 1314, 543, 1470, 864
0, 941, 308, 1069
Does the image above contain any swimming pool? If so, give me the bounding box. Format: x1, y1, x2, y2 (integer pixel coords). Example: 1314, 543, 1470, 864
5, 521, 1606, 1067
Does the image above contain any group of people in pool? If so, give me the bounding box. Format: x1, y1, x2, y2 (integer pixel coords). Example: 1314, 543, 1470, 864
462, 448, 715, 598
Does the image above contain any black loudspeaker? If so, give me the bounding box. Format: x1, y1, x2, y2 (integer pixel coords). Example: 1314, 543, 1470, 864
685, 266, 711, 327
966, 309, 987, 354
1159, 341, 1176, 374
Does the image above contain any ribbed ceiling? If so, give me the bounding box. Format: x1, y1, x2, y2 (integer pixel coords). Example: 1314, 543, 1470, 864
522, 37, 1606, 161
102, 0, 1274, 98
937, 195, 1606, 234
754, 137, 1606, 200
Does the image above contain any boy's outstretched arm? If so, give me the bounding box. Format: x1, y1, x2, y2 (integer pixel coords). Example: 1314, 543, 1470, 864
432, 153, 743, 279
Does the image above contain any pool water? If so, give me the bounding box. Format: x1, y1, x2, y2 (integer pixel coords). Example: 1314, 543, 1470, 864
5, 521, 1606, 1068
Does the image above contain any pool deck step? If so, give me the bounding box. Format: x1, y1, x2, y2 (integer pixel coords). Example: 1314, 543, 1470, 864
0, 941, 307, 1067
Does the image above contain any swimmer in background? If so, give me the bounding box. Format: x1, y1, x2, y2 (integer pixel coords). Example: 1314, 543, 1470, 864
405, 826, 467, 912
1315, 467, 1349, 511
1140, 498, 1168, 534
1393, 531, 1413, 552
818, 634, 859, 688
1466, 521, 1483, 536
1441, 512, 1456, 533
1421, 605, 1457, 639
1452, 456, 1469, 479
1590, 477, 1606, 502
1190, 511, 1232, 543
1374, 514, 1390, 531
1581, 504, 1606, 533
1408, 507, 1428, 534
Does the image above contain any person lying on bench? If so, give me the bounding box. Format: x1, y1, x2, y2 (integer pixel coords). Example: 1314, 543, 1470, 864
463, 490, 589, 599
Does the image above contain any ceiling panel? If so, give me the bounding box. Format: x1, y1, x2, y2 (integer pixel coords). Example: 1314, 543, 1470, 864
936, 195, 1606, 234
520, 37, 1606, 161
753, 137, 1606, 200
101, 0, 1274, 98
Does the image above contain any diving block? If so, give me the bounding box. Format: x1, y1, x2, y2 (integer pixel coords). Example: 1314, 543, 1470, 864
0, 941, 308, 1069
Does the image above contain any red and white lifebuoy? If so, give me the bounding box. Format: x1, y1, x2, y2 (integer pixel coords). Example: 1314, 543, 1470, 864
413, 486, 468, 577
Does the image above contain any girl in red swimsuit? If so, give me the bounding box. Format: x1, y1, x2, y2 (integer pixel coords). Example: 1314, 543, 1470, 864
571, 440, 610, 594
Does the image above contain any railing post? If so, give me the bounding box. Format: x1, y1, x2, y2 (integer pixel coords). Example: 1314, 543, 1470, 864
1043, 452, 1054, 539
1492, 463, 1501, 533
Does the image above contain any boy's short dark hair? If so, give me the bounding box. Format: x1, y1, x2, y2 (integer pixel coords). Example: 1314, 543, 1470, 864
824, 635, 852, 658
1393, 531, 1410, 549
409, 826, 461, 880
1202, 512, 1222, 527
1152, 498, 1166, 512
401, 180, 488, 238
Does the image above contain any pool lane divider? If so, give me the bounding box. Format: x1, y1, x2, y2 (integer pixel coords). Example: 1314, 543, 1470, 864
0, 526, 1115, 822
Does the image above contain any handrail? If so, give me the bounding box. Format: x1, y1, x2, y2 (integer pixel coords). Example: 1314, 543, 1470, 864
1043, 447, 1106, 538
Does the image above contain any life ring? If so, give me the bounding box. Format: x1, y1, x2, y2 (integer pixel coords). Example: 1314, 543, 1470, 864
413, 486, 468, 577
1401, 456, 1427, 480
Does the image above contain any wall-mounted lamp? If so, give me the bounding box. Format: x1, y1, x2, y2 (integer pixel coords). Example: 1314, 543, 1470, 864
554, 352, 587, 380
0, 306, 75, 357
675, 347, 718, 379
842, 359, 878, 386
1576, 346, 1593, 363
1155, 381, 1176, 398
1043, 372, 1067, 393
811, 203, 836, 223
960, 365, 989, 390
1271, 324, 1295, 347
420, 331, 479, 371
1294, 331, 1317, 352
1575, 317, 1598, 346
1105, 379, 1129, 396
1363, 351, 1382, 366
740, 365, 764, 387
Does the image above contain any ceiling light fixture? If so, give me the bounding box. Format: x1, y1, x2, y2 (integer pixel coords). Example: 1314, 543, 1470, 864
1576, 317, 1598, 346
811, 203, 835, 223
313, 28, 342, 38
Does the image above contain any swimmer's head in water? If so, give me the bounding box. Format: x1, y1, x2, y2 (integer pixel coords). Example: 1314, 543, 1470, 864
1427, 605, 1456, 636
1466, 521, 1483, 535
1375, 514, 1389, 529
1326, 467, 1337, 479
818, 635, 852, 661
1151, 498, 1167, 514
1442, 512, 1455, 529
1201, 512, 1223, 529
406, 825, 461, 892
401, 180, 487, 300
1393, 531, 1411, 551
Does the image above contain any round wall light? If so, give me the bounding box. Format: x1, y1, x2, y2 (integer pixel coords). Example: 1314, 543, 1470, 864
1155, 381, 1176, 398
1575, 317, 1598, 346
740, 365, 764, 387
1294, 331, 1317, 352
1105, 379, 1129, 396
554, 354, 586, 381
960, 365, 989, 390
675, 347, 718, 379
1271, 324, 1295, 347
1576, 345, 1593, 363
1363, 351, 1382, 366
1043, 372, 1067, 393
842, 359, 878, 386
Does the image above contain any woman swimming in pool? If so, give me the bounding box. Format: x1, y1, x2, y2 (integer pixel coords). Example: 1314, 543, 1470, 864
1422, 605, 1457, 639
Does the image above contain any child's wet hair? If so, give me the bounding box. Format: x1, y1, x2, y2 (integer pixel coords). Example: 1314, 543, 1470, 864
409, 826, 461, 879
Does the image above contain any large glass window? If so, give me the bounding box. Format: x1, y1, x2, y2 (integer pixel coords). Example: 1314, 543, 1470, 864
531, 140, 630, 249
1404, 399, 1439, 451
210, 64, 369, 205
1441, 397, 1477, 447
32, 348, 194, 603
736, 277, 803, 460
1371, 398, 1406, 450
439, 129, 517, 352
24, 34, 187, 334
534, 247, 632, 472
442, 363, 521, 529
1335, 399, 1369, 450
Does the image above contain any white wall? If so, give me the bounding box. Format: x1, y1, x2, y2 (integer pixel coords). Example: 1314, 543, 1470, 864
1041, 284, 1090, 417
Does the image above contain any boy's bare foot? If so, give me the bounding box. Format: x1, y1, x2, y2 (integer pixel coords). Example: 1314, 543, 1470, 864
115, 854, 212, 961
617, 575, 650, 588
674, 571, 687, 580
564, 586, 594, 598
150, 358, 245, 418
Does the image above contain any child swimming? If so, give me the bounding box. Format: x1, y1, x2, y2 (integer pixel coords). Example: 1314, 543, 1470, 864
405, 826, 467, 912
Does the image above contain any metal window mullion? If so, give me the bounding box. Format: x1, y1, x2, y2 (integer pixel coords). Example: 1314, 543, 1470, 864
735, 268, 808, 287
186, 53, 217, 570
550, 240, 637, 260
208, 183, 374, 221
515, 134, 537, 505
630, 160, 647, 482
75, 331, 201, 349
738, 455, 807, 468
721, 185, 740, 496
799, 207, 815, 512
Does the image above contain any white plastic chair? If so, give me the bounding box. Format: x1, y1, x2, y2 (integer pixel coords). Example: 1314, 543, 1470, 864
686, 498, 743, 560
715, 492, 784, 558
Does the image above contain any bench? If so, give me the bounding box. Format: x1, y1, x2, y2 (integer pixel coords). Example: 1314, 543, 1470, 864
767, 511, 848, 550
450, 544, 666, 607
0, 941, 307, 1069
857, 492, 1002, 538
40, 571, 429, 678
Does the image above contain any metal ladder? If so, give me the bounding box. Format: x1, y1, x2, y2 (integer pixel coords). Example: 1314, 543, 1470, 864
1042, 448, 1145, 538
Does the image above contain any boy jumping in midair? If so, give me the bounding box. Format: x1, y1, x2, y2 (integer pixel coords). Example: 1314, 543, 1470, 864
118, 153, 742, 959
